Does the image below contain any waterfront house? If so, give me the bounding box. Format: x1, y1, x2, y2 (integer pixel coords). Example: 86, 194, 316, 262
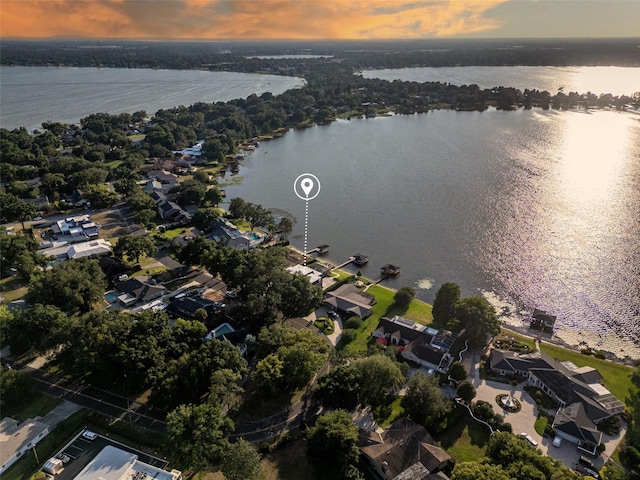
324, 284, 376, 318
488, 348, 624, 454
530, 308, 557, 333
373, 316, 456, 373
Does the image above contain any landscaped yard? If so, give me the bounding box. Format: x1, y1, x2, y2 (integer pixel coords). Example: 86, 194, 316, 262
342, 284, 433, 354
432, 407, 490, 463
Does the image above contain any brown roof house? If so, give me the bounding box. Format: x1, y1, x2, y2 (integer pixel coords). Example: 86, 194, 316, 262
324, 283, 376, 318
360, 418, 452, 480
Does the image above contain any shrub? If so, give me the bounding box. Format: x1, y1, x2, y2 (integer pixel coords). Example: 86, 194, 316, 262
340, 329, 357, 345
345, 317, 363, 329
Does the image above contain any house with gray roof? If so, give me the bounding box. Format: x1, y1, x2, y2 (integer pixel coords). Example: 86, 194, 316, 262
324, 283, 376, 318
373, 316, 456, 373
489, 348, 625, 454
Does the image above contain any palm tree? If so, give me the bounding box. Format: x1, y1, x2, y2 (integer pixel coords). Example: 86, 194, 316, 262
278, 217, 293, 242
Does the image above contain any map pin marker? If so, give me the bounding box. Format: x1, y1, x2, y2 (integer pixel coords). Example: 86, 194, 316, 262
301, 178, 314, 197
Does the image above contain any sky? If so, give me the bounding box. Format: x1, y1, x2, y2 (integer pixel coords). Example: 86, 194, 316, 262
0, 0, 638, 40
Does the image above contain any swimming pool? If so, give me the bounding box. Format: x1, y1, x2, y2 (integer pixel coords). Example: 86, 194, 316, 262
104, 290, 119, 303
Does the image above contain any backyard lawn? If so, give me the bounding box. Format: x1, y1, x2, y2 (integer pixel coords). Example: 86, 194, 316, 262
343, 284, 433, 354
432, 407, 490, 463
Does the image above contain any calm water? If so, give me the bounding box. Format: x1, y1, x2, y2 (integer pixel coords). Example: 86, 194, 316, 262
224, 109, 640, 359
0, 66, 304, 131
363, 66, 640, 97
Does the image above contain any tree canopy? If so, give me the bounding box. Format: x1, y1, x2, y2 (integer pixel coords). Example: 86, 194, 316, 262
306, 410, 363, 480
401, 372, 452, 427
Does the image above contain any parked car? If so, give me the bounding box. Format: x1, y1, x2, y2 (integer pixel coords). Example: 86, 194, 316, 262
327, 310, 339, 319
225, 290, 238, 299
518, 432, 538, 446
81, 430, 97, 441
213, 301, 226, 309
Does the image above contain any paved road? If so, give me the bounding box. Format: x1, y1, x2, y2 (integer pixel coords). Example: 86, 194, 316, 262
26, 366, 168, 434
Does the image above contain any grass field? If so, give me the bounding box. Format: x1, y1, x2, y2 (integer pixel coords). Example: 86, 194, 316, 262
1, 391, 61, 422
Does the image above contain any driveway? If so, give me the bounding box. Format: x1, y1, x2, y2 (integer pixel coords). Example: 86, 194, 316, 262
304, 306, 343, 346
474, 378, 624, 471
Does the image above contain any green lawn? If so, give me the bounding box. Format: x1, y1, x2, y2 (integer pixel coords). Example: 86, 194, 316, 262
343, 284, 433, 353
534, 414, 549, 436
433, 408, 490, 463
375, 396, 405, 429
2, 391, 60, 422
159, 227, 188, 240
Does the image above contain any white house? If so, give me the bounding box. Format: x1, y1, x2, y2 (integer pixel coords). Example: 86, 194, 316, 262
0, 417, 50, 474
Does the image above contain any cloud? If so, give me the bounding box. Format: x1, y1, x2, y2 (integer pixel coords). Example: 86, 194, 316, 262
0, 0, 509, 39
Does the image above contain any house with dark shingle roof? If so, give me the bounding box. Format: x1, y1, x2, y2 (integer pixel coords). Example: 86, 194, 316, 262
115, 276, 166, 306
489, 348, 625, 454
324, 284, 376, 319
530, 308, 557, 333
359, 418, 452, 480
373, 316, 456, 373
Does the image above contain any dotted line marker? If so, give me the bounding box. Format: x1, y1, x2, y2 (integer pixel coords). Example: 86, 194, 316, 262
303, 200, 309, 265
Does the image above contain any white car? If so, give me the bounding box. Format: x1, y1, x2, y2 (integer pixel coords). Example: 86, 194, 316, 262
518, 432, 538, 446
81, 430, 97, 441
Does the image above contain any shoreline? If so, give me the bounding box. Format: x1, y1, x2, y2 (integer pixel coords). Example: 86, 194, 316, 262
290, 246, 638, 366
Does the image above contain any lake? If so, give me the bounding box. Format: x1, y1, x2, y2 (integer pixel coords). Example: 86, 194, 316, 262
363, 66, 640, 97
0, 66, 305, 131
223, 108, 640, 360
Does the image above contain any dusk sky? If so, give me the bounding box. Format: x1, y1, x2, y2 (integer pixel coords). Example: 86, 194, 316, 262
1, 0, 638, 40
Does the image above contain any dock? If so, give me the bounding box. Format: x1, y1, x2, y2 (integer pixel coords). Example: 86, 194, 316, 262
305, 244, 330, 255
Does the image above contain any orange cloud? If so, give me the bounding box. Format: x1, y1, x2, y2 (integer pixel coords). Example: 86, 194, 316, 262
0, 0, 509, 39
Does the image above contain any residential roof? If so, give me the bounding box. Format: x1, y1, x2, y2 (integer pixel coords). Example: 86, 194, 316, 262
360, 418, 450, 480
374, 317, 435, 344
67, 239, 112, 259
552, 402, 603, 446
74, 445, 180, 480
286, 264, 322, 285
115, 276, 166, 303
0, 418, 49, 469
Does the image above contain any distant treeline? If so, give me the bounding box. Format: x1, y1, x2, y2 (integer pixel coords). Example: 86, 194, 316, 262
2, 38, 640, 72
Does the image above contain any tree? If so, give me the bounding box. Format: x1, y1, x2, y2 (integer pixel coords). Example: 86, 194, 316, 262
432, 282, 461, 329
351, 355, 405, 407
401, 372, 452, 427
448, 361, 468, 381
204, 187, 223, 206
278, 217, 293, 241
457, 381, 476, 403
6, 304, 69, 354
228, 197, 248, 219
316, 364, 361, 411
0, 191, 36, 227
451, 462, 511, 480
394, 286, 415, 307
208, 369, 244, 412
0, 366, 34, 410
27, 258, 107, 314
456, 296, 500, 347
113, 235, 157, 264
167, 403, 233, 469
220, 439, 263, 480
0, 230, 48, 279
306, 410, 363, 480
192, 207, 220, 232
